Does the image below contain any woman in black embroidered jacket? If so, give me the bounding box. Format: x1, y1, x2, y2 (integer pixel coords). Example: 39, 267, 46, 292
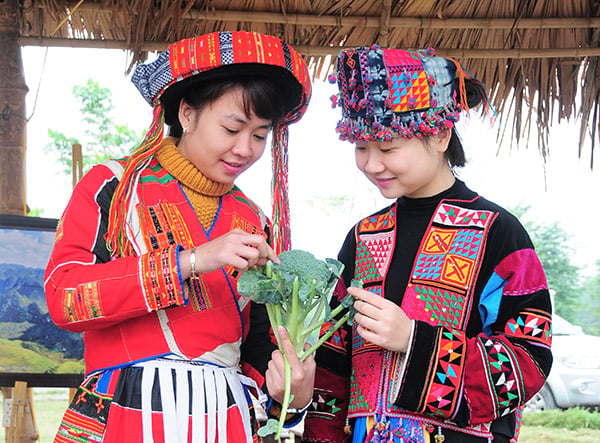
301, 46, 552, 443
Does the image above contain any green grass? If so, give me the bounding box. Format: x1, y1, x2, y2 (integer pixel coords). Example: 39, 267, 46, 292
523, 407, 600, 430
2, 391, 600, 442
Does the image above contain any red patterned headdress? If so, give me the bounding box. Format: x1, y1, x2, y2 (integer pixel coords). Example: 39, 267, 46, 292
107, 31, 312, 256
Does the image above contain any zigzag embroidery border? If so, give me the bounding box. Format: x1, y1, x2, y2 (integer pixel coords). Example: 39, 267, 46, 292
433, 204, 494, 228
480, 337, 524, 418
504, 311, 552, 347
419, 328, 466, 418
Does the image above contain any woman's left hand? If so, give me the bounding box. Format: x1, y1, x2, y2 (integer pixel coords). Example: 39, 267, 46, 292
265, 326, 316, 410
348, 286, 413, 353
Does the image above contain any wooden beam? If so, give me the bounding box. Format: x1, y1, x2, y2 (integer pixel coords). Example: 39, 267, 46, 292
18, 37, 600, 59
379, 0, 392, 47
60, 4, 600, 30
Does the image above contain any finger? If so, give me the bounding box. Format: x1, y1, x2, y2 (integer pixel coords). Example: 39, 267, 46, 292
278, 326, 305, 369
353, 299, 383, 321
264, 243, 280, 264
350, 287, 392, 310
267, 350, 285, 383
356, 324, 381, 346
354, 311, 380, 333
250, 236, 279, 265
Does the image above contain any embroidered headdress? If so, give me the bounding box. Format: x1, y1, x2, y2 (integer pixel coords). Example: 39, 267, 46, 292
330, 45, 486, 142
107, 31, 312, 256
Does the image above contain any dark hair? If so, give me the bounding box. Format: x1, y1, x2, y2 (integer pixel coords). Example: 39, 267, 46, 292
445, 77, 490, 168
167, 75, 289, 138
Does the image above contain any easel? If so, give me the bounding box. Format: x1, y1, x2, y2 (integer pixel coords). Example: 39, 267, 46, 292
1, 382, 39, 442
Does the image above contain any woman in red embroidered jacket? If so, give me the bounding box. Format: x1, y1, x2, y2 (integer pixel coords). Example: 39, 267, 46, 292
301, 47, 552, 443
44, 31, 315, 442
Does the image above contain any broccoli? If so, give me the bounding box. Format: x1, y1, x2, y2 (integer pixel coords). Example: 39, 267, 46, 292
237, 249, 356, 439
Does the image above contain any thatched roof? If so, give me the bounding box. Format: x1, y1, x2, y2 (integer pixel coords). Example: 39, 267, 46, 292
19, 0, 600, 166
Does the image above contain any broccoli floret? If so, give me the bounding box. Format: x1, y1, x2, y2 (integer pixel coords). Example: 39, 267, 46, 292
278, 249, 331, 283
236, 249, 353, 439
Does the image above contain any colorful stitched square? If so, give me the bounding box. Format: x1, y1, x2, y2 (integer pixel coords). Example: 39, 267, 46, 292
440, 254, 475, 288
423, 227, 455, 255
413, 285, 467, 328
383, 49, 430, 112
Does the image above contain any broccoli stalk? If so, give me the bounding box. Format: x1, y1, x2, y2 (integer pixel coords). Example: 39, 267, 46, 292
237, 249, 356, 439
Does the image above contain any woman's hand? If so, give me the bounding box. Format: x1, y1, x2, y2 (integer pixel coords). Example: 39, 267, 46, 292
183, 229, 279, 278
266, 326, 316, 410
348, 286, 413, 353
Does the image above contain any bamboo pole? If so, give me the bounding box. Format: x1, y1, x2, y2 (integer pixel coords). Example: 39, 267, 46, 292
51, 4, 600, 30
379, 0, 392, 47
17, 36, 600, 59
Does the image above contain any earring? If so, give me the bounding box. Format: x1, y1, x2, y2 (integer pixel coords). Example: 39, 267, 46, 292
182, 126, 188, 134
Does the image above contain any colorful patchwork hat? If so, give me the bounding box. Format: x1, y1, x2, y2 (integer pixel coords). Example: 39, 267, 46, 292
131, 31, 311, 127
329, 45, 484, 142
107, 31, 312, 256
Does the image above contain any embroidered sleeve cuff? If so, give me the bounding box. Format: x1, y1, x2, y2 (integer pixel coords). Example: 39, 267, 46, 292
396, 321, 466, 419
140, 244, 187, 311
266, 397, 310, 428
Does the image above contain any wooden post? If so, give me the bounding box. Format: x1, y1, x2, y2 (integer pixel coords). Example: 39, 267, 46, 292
0, 0, 29, 215
4, 382, 39, 443
72, 143, 83, 188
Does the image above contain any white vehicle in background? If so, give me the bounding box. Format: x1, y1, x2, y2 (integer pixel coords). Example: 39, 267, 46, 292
526, 314, 600, 411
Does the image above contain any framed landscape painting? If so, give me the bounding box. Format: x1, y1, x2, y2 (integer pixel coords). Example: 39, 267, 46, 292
0, 214, 83, 387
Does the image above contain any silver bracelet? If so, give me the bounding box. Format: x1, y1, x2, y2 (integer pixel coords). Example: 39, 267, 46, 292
190, 247, 197, 278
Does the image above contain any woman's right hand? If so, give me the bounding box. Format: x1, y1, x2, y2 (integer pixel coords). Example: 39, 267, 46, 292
182, 228, 279, 278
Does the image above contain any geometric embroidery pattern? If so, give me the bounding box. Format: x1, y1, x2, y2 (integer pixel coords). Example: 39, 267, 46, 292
355, 242, 379, 283
423, 227, 455, 254
449, 229, 482, 260
480, 338, 523, 417
420, 328, 465, 418
138, 201, 194, 251
433, 204, 494, 228
357, 232, 394, 280
383, 48, 430, 112
309, 388, 343, 419
414, 285, 467, 328
348, 351, 382, 414
414, 253, 444, 280
55, 373, 112, 443
320, 320, 349, 353
440, 253, 475, 288
188, 275, 212, 312
410, 204, 490, 325
63, 282, 103, 322
140, 245, 183, 310
231, 213, 263, 237
504, 310, 552, 347
350, 319, 384, 414
355, 208, 395, 286
351, 319, 380, 354
357, 208, 395, 233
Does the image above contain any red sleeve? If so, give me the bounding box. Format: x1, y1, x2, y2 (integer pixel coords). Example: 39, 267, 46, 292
44, 164, 186, 333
